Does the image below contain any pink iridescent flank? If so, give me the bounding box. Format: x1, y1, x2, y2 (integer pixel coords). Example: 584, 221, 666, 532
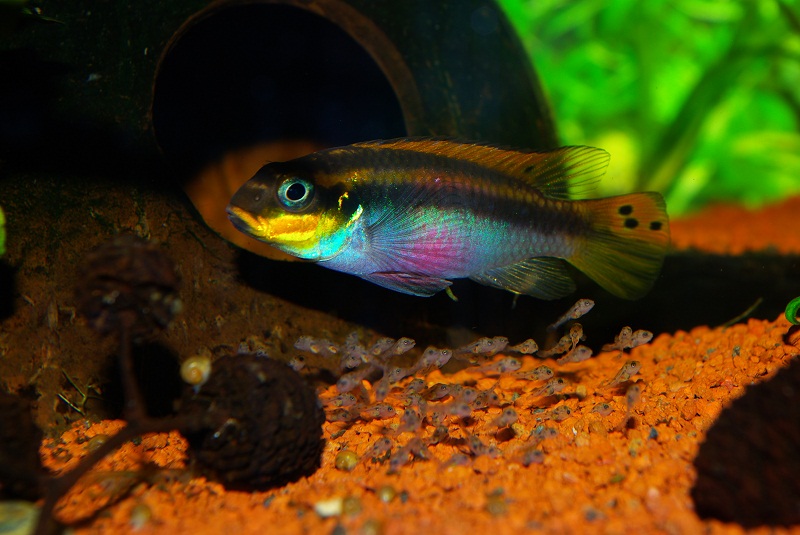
389, 216, 474, 277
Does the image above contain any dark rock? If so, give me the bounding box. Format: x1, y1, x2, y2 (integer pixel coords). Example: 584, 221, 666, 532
179, 354, 325, 491
75, 234, 181, 340
0, 390, 43, 500
692, 355, 800, 527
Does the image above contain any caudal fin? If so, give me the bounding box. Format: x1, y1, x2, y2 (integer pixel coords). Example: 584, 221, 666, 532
569, 192, 670, 299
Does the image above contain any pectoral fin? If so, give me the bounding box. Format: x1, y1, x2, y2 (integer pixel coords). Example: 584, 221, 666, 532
470, 258, 576, 299
363, 272, 453, 297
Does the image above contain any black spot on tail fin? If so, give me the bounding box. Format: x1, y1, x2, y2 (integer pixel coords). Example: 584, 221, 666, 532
569, 192, 670, 299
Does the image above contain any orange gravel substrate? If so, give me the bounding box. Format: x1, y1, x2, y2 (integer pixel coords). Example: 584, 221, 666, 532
38, 196, 800, 534
670, 196, 800, 254
41, 317, 799, 535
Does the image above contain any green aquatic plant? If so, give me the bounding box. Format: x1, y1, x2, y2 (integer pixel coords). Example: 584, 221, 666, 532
499, 0, 800, 215
785, 296, 800, 325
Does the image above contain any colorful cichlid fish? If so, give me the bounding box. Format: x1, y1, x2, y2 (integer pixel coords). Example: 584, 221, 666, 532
227, 138, 670, 299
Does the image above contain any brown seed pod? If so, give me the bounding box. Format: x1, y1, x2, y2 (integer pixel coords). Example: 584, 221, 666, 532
179, 354, 325, 491
75, 234, 181, 340
784, 325, 800, 348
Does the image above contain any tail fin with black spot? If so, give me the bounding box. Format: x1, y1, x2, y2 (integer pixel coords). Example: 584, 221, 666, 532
569, 192, 670, 299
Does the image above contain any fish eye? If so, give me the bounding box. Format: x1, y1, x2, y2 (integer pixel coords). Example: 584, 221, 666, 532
277, 178, 314, 210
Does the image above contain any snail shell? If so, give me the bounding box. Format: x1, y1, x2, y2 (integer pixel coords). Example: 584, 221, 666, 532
181, 354, 212, 388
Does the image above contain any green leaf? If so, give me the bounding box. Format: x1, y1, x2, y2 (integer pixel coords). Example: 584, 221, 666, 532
498, 0, 800, 216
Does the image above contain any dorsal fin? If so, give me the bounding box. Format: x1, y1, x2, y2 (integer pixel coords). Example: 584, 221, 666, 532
352, 138, 610, 200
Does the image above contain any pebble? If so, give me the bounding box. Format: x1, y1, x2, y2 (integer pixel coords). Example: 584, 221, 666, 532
588, 421, 607, 436
314, 497, 343, 518
485, 491, 508, 516
680, 400, 698, 421
376, 485, 397, 503
342, 496, 363, 516
334, 450, 359, 471
129, 503, 153, 530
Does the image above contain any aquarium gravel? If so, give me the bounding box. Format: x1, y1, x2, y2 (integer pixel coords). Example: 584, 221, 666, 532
38, 316, 798, 534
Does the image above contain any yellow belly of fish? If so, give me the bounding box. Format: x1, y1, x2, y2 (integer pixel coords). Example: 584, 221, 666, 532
267, 213, 319, 242
229, 206, 319, 242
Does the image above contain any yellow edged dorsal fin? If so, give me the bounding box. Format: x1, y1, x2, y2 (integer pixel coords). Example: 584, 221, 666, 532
353, 138, 610, 200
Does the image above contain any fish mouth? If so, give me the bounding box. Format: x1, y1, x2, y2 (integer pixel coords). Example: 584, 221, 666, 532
226, 205, 260, 237
226, 204, 324, 261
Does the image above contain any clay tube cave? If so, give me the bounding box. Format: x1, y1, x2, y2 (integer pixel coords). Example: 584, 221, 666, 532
151, 1, 408, 255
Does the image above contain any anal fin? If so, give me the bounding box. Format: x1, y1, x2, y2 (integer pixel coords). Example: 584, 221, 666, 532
470, 258, 576, 300
363, 272, 453, 297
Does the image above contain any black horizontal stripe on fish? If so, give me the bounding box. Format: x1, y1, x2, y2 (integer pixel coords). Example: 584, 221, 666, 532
306, 146, 595, 238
